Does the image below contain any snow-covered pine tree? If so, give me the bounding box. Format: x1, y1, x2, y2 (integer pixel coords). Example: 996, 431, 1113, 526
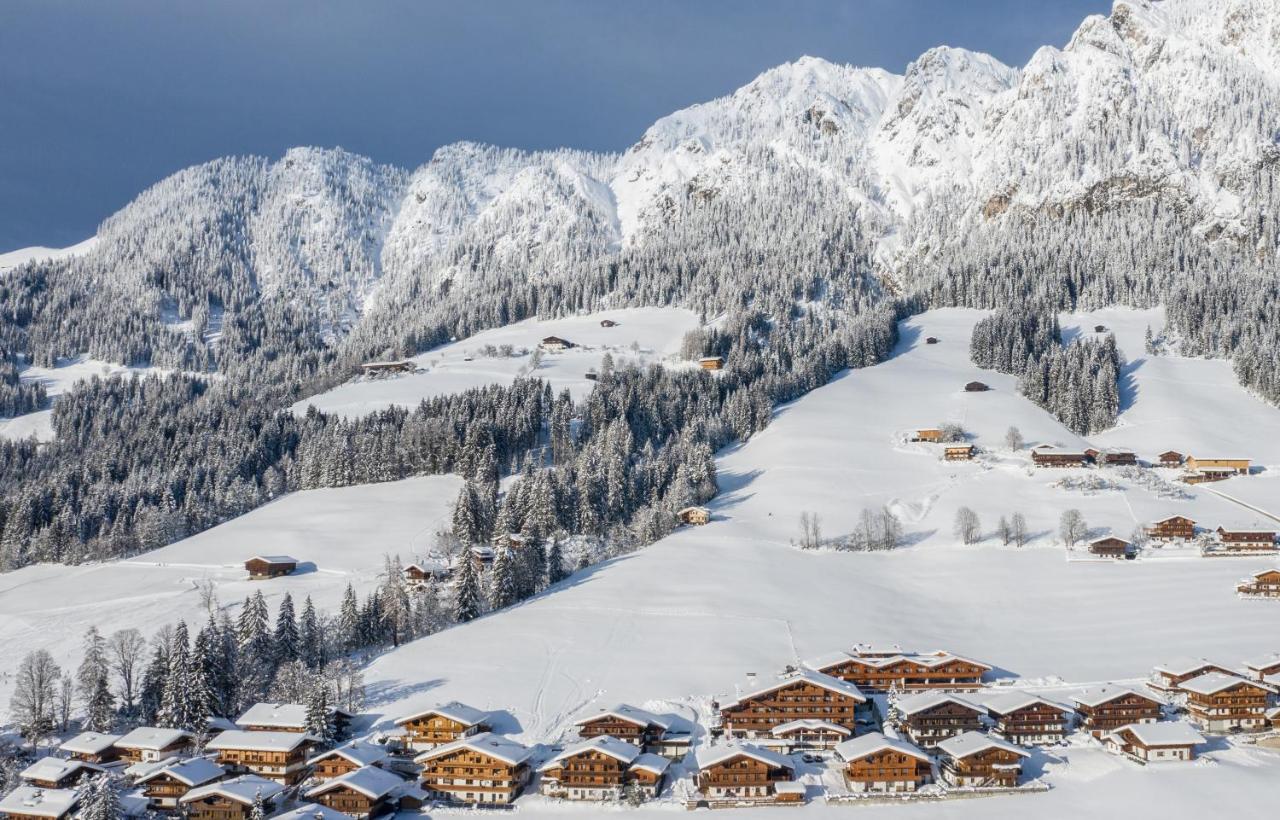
488, 547, 521, 610
273, 593, 299, 667
304, 682, 335, 745
451, 554, 483, 623
74, 773, 120, 820
338, 584, 361, 653
299, 596, 323, 670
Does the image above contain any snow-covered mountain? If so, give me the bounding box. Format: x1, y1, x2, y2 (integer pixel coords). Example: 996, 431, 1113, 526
7, 0, 1280, 372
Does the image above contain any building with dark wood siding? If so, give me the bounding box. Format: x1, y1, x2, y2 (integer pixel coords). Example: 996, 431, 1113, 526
1031, 447, 1091, 467
719, 669, 866, 738
57, 732, 120, 764
394, 702, 489, 751
893, 692, 984, 748
135, 757, 225, 810
1158, 451, 1184, 467
804, 649, 990, 692
983, 693, 1072, 745
537, 736, 667, 802
415, 732, 531, 806
834, 733, 931, 793
1103, 722, 1204, 763
1072, 686, 1162, 736
114, 727, 193, 764
1178, 673, 1271, 731
693, 744, 797, 802
18, 759, 100, 791
1147, 516, 1195, 541
244, 555, 297, 580
936, 732, 1028, 788
573, 705, 671, 751
1238, 570, 1280, 598
205, 730, 317, 785
1149, 659, 1234, 692
305, 765, 406, 819
1216, 527, 1277, 551
0, 787, 79, 820
307, 741, 389, 782
1089, 536, 1132, 559
179, 775, 285, 820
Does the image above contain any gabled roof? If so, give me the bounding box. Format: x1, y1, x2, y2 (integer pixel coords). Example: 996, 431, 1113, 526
395, 700, 489, 727
0, 787, 79, 818
414, 732, 530, 767
136, 756, 224, 787
834, 732, 930, 764
182, 774, 285, 806
694, 743, 794, 772
1245, 569, 1280, 581
723, 668, 865, 709
247, 555, 298, 564
770, 719, 852, 737
1072, 685, 1160, 708
206, 730, 316, 753
936, 731, 1028, 760
268, 803, 351, 820
1178, 672, 1262, 696
237, 702, 309, 729
1153, 658, 1232, 677
124, 756, 181, 781
58, 731, 119, 756
539, 736, 640, 771
631, 753, 671, 777
808, 649, 991, 674
307, 740, 388, 768
116, 726, 192, 750
20, 758, 96, 784
1243, 651, 1280, 671
801, 650, 854, 673
982, 692, 1072, 717
896, 691, 980, 716
572, 703, 669, 731
1105, 721, 1205, 748
306, 765, 404, 801
1152, 515, 1193, 524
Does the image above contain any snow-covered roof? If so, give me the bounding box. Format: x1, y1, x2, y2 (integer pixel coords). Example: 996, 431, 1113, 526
539, 736, 640, 771
307, 740, 388, 768
802, 650, 854, 672
896, 691, 980, 716
936, 731, 1028, 760
1153, 657, 1232, 677
306, 765, 404, 801
809, 649, 991, 673
0, 787, 79, 818
248, 555, 297, 564
123, 756, 179, 781
236, 702, 308, 728
678, 505, 710, 515
136, 756, 225, 787
1245, 570, 1280, 582
117, 794, 150, 818
572, 703, 669, 731
982, 692, 1072, 717
694, 743, 794, 772
182, 774, 286, 806
1072, 685, 1159, 708
773, 781, 806, 795
414, 732, 530, 767
631, 753, 671, 777
834, 732, 930, 763
723, 668, 865, 709
116, 726, 192, 750
395, 700, 489, 727
1243, 651, 1280, 671
770, 719, 852, 737
206, 730, 315, 753
1178, 672, 1259, 696
269, 803, 351, 820
58, 731, 119, 756
20, 758, 96, 784
1106, 721, 1205, 747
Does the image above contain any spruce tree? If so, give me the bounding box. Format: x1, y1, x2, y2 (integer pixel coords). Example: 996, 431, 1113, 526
338, 585, 361, 653
299, 596, 323, 670
273, 593, 299, 666
304, 683, 335, 745
452, 554, 483, 623
489, 547, 521, 610
85, 673, 116, 733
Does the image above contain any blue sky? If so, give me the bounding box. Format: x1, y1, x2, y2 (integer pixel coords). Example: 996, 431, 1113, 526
0, 0, 1109, 250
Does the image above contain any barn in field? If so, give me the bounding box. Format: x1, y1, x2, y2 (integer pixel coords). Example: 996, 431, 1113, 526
245, 555, 297, 580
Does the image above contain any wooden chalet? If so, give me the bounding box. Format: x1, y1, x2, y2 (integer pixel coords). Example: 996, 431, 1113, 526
205, 730, 317, 785
834, 733, 931, 793
57, 732, 120, 764
1185, 456, 1250, 475
804, 648, 990, 692
115, 727, 193, 764
1094, 324, 1107, 333
936, 732, 1028, 788
1149, 658, 1235, 692
537, 736, 668, 802
1157, 451, 1184, 467
768, 719, 851, 750
237, 701, 352, 737
1089, 536, 1133, 559
244, 555, 297, 580
963, 381, 990, 392
1216, 527, 1277, 551
394, 701, 489, 751
894, 692, 984, 748
983, 693, 1072, 745
539, 336, 573, 352
944, 444, 975, 461
415, 732, 531, 806
305, 765, 407, 819
180, 775, 285, 820
1244, 652, 1280, 682
1269, 707, 1280, 728
18, 759, 100, 791
925, 337, 940, 345
912, 428, 944, 443
1184, 466, 1238, 484
135, 757, 225, 810
307, 741, 389, 782
1177, 672, 1271, 731
599, 319, 618, 328
677, 506, 711, 526
491, 532, 529, 551
698, 355, 726, 371
693, 744, 798, 803
268, 804, 349, 820
1238, 569, 1280, 598
718, 668, 866, 738
1103, 722, 1204, 763
1147, 515, 1195, 541
573, 704, 670, 750
403, 562, 450, 586
0, 788, 79, 820
359, 360, 415, 375
1072, 686, 1162, 736
1031, 447, 1090, 468
1099, 450, 1137, 466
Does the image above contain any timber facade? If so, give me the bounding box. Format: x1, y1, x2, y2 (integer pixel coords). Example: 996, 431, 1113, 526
1073, 689, 1162, 736
719, 670, 865, 738
1238, 570, 1280, 598
808, 651, 989, 692
1147, 516, 1195, 541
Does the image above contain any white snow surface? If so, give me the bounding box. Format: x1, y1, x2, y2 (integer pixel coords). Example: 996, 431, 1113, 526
0, 237, 98, 272
294, 307, 699, 418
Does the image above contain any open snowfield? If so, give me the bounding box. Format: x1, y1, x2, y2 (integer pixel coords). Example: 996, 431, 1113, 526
293, 307, 700, 418
353, 308, 1280, 817
0, 475, 459, 707
0, 237, 97, 273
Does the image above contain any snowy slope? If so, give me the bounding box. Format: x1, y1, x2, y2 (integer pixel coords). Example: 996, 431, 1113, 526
294, 307, 699, 417
0, 237, 97, 272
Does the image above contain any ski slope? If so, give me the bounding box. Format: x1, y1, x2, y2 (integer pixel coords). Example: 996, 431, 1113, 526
354, 308, 1280, 817
0, 476, 460, 707
293, 307, 700, 418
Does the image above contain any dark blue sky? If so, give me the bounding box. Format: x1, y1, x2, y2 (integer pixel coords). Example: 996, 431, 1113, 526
0, 0, 1109, 250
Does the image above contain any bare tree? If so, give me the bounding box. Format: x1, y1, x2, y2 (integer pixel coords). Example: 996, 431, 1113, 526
9, 650, 61, 742
1059, 509, 1087, 547
56, 674, 74, 733
1004, 426, 1024, 451
1010, 513, 1029, 547
107, 629, 146, 715
796, 511, 823, 549
996, 516, 1012, 546
953, 507, 981, 545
